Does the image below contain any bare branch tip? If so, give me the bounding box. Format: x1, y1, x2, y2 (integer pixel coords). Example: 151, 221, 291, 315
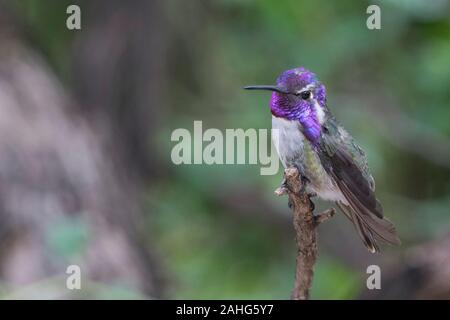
274, 187, 288, 196
314, 208, 336, 224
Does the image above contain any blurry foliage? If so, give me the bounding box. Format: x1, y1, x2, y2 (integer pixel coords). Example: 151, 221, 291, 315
46, 216, 89, 261
6, 0, 450, 299
10, 0, 81, 81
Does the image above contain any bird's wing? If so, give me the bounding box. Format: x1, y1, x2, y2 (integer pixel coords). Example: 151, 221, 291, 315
318, 116, 400, 251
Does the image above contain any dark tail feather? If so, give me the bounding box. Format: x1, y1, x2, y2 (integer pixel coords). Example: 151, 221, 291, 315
337, 202, 400, 253
320, 146, 400, 252
337, 202, 380, 253
338, 181, 401, 244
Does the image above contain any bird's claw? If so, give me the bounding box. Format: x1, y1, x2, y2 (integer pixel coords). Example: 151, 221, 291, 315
288, 199, 293, 209
309, 198, 315, 211
299, 175, 311, 195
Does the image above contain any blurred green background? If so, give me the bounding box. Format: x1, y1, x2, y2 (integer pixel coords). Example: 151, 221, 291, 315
0, 0, 449, 299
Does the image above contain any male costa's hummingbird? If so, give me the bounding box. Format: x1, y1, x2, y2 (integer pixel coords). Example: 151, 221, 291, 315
245, 67, 400, 253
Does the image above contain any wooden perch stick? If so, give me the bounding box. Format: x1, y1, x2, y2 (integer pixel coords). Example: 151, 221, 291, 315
275, 168, 335, 300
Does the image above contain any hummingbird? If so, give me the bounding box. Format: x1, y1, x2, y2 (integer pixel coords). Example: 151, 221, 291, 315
245, 67, 400, 253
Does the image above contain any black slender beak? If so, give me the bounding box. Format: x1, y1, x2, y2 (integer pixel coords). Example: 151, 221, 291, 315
243, 85, 289, 94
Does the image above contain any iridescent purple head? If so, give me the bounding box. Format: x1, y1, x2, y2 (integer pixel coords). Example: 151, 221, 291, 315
245, 67, 327, 143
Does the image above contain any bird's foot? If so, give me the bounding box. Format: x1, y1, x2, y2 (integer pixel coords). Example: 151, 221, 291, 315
299, 175, 311, 195
314, 208, 336, 225
309, 198, 315, 211
288, 199, 293, 209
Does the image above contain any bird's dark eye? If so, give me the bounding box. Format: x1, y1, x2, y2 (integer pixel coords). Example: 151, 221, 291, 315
300, 90, 311, 100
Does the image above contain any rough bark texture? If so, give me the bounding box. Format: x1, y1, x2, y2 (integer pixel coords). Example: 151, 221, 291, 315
276, 168, 334, 300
